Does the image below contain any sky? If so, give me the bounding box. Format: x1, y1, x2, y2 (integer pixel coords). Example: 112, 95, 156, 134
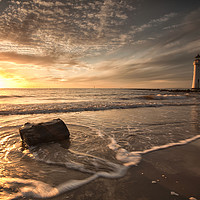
0, 0, 199, 88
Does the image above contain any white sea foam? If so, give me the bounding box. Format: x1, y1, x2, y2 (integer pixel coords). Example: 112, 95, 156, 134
136, 134, 200, 155
2, 117, 200, 200
1, 157, 127, 199
107, 134, 200, 167
116, 148, 141, 166
4, 133, 199, 199
0, 138, 127, 199
156, 94, 187, 100
0, 100, 197, 116
108, 137, 141, 166
0, 133, 15, 144
140, 94, 188, 101
0, 134, 20, 164
108, 137, 121, 151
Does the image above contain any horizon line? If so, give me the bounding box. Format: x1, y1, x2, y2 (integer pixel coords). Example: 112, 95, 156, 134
0, 87, 192, 90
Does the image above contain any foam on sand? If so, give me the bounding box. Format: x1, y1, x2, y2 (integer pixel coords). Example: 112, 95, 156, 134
108, 134, 200, 166
1, 128, 200, 199
1, 161, 127, 199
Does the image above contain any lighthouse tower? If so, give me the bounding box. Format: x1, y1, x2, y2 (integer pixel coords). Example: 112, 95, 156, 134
192, 54, 200, 89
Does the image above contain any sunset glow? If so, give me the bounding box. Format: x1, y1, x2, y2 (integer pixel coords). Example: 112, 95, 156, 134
0, 0, 199, 88
0, 76, 19, 88
0, 74, 28, 88
0, 78, 6, 88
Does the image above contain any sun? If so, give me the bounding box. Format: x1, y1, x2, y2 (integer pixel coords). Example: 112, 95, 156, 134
0, 75, 27, 88
0, 78, 6, 88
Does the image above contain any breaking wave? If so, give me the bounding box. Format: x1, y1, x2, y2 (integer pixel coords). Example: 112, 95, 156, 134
0, 95, 25, 99
0, 101, 197, 116
139, 94, 188, 100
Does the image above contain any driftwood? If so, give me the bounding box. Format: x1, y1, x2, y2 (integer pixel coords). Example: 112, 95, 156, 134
19, 118, 70, 146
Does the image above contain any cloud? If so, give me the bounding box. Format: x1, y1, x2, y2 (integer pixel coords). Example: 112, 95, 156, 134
70, 52, 191, 86
0, 52, 56, 66
150, 12, 177, 23
0, 1, 199, 88
65, 6, 200, 87
130, 12, 177, 36
33, 0, 55, 7
0, 0, 134, 59
153, 8, 200, 49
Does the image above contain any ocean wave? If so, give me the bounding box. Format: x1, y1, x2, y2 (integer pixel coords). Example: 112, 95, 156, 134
0, 102, 198, 115
139, 94, 188, 100
0, 95, 25, 99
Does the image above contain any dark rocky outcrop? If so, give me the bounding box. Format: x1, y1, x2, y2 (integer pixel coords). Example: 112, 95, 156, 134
19, 118, 70, 146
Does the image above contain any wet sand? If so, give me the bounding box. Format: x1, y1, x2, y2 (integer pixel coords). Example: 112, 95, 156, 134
52, 139, 200, 200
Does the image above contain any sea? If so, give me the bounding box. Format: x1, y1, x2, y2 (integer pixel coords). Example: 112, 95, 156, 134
0, 88, 200, 199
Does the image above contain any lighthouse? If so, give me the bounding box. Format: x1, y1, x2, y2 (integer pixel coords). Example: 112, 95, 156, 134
192, 54, 200, 89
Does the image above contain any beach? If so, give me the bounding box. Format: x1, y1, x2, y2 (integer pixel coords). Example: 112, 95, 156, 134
0, 88, 200, 199
49, 139, 200, 200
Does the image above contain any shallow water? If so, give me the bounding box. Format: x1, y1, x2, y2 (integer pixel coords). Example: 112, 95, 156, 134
0, 89, 200, 199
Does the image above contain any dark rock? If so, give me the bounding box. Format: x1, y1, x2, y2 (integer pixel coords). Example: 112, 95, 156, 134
19, 118, 70, 146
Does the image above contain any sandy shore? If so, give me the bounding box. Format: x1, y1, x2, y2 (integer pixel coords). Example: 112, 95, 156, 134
51, 139, 200, 200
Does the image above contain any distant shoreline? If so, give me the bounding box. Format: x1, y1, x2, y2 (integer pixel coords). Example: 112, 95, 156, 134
0, 88, 200, 93
134, 88, 200, 92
